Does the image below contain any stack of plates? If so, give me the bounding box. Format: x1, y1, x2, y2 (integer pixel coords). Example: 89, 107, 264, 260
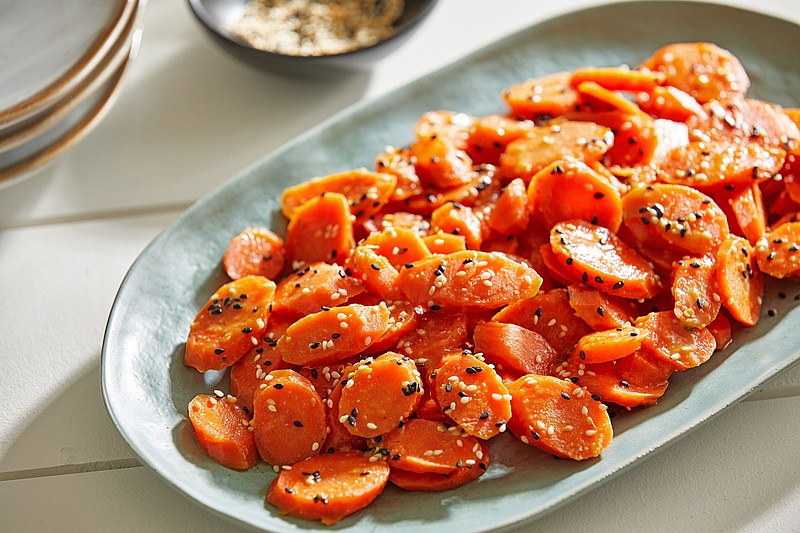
0, 0, 146, 189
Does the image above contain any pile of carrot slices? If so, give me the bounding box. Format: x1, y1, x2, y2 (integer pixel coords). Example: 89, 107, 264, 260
183, 42, 800, 525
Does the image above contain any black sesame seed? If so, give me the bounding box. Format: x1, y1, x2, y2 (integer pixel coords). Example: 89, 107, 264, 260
214, 348, 224, 355
293, 420, 303, 427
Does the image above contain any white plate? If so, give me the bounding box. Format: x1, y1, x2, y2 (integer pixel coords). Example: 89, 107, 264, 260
102, 2, 800, 532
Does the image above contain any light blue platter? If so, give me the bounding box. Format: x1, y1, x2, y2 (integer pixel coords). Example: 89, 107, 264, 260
102, 2, 800, 531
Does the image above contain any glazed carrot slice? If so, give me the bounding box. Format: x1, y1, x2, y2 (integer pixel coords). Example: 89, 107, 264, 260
717, 235, 765, 326
364, 301, 422, 355
563, 110, 657, 167
397, 250, 542, 313
185, 275, 276, 372
284, 192, 355, 265
658, 141, 784, 191
388, 440, 490, 492
528, 159, 623, 232
299, 356, 361, 401
487, 178, 530, 235
466, 114, 536, 165
571, 324, 643, 364
429, 202, 483, 250
362, 227, 431, 270
337, 352, 423, 438
280, 168, 396, 224
622, 183, 730, 255
499, 121, 614, 182
472, 321, 558, 376
570, 66, 666, 92
413, 110, 474, 149
363, 211, 431, 237
229, 313, 294, 412
273, 262, 364, 319
375, 146, 422, 202
565, 284, 637, 330
266, 451, 390, 526
431, 353, 512, 440
506, 374, 612, 460
713, 183, 767, 245
251, 369, 327, 467
378, 418, 482, 474
397, 165, 499, 217
688, 98, 799, 149
671, 254, 721, 329
556, 350, 673, 408
321, 374, 368, 453
223, 227, 286, 281
423, 232, 467, 254
350, 245, 405, 301
278, 303, 391, 366
493, 288, 592, 358
754, 222, 800, 279
502, 71, 579, 121
188, 394, 259, 471
394, 312, 468, 372
549, 220, 661, 300
635, 85, 707, 122
635, 311, 717, 371
575, 81, 645, 116
640, 42, 750, 103
410, 135, 473, 189
707, 311, 733, 351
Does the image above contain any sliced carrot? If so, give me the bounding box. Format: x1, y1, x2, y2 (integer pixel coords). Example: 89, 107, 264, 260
413, 110, 474, 149
280, 168, 396, 225
717, 235, 765, 325
487, 178, 531, 235
466, 114, 536, 165
299, 355, 362, 402
570, 66, 666, 92
375, 146, 422, 202
394, 312, 468, 372
337, 352, 423, 438
472, 321, 558, 376
562, 110, 657, 167
350, 245, 404, 301
754, 221, 800, 279
499, 121, 614, 182
431, 353, 512, 440
278, 303, 391, 366
537, 242, 578, 287
429, 202, 483, 250
188, 394, 260, 471
378, 418, 482, 474
555, 352, 672, 408
493, 288, 592, 358
506, 374, 612, 460
565, 283, 637, 330
273, 262, 364, 319
185, 275, 275, 372
502, 71, 579, 121
423, 232, 467, 254
363, 301, 422, 355
767, 188, 800, 222
528, 159, 623, 232
575, 80, 646, 116
362, 226, 431, 270
688, 98, 800, 149
284, 192, 355, 265
635, 85, 706, 122
622, 183, 730, 255
671, 254, 721, 329
397, 250, 542, 313
251, 369, 327, 466
639, 42, 750, 103
363, 211, 431, 237
388, 440, 490, 492
707, 311, 733, 351
223, 227, 286, 281
549, 219, 661, 299
635, 311, 717, 371
571, 324, 643, 364
658, 141, 784, 191
321, 375, 368, 453
229, 313, 294, 411
410, 135, 473, 189
713, 183, 767, 245
266, 451, 390, 526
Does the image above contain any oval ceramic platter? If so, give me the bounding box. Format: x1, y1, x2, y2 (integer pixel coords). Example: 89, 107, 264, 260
102, 2, 800, 532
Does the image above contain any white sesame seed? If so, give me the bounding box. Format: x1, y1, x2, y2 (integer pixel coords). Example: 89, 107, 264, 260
213, 389, 224, 398
585, 429, 597, 436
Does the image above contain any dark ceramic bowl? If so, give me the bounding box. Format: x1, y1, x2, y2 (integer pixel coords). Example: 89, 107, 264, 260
187, 0, 439, 75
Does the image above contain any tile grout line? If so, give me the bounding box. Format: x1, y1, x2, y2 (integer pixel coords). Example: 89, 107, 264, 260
0, 201, 193, 230
0, 458, 142, 482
